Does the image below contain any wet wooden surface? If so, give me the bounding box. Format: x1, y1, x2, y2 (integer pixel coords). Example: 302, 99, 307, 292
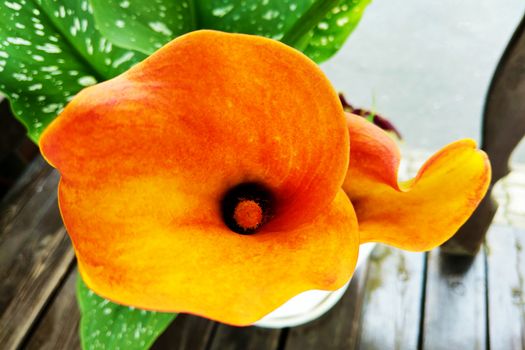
1, 157, 524, 350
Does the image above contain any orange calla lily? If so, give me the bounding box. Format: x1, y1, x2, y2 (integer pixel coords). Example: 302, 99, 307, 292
39, 30, 490, 326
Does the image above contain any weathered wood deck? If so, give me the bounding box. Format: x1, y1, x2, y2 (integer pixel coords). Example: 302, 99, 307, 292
0, 156, 523, 350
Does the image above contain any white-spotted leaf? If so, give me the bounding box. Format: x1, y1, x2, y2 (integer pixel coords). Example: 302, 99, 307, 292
77, 274, 176, 350
89, 0, 194, 53
90, 0, 371, 63
0, 0, 146, 142
303, 0, 371, 62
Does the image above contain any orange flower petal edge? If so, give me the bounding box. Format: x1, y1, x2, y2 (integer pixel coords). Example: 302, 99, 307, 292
343, 113, 491, 251
39, 30, 357, 325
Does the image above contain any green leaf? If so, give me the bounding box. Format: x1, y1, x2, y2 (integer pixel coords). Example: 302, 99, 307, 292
88, 0, 195, 54
89, 0, 370, 63
302, 0, 371, 63
77, 273, 176, 350
0, 0, 146, 143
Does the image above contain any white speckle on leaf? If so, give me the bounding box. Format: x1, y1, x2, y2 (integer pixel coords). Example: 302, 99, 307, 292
112, 51, 134, 68
148, 21, 172, 36
0, 51, 8, 58
13, 72, 32, 81
28, 83, 42, 91
4, 1, 22, 10
115, 20, 125, 28
73, 17, 81, 30
212, 5, 234, 17
32, 54, 44, 61
42, 103, 62, 113
85, 38, 93, 55
58, 5, 66, 18
262, 9, 279, 20
78, 76, 97, 86
289, 3, 297, 11
317, 22, 329, 30
120, 0, 129, 8
32, 8, 40, 15
36, 43, 61, 53
41, 65, 59, 72
7, 37, 31, 45
15, 22, 25, 29
104, 41, 112, 53
337, 17, 349, 26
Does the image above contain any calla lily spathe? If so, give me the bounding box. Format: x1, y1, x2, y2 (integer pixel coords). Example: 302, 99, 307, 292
39, 30, 490, 326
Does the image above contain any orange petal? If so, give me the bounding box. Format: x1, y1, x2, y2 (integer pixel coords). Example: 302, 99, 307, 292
343, 113, 491, 251
41, 30, 348, 231
40, 31, 352, 324
71, 188, 358, 325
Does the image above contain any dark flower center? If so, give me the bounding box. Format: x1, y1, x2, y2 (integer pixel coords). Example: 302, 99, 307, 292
221, 182, 274, 234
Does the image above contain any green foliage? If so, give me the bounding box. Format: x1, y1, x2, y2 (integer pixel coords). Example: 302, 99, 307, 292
90, 0, 371, 63
77, 274, 176, 350
0, 0, 145, 142
302, 0, 371, 62
0, 0, 370, 142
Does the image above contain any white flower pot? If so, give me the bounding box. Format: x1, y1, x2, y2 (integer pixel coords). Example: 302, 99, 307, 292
254, 243, 376, 328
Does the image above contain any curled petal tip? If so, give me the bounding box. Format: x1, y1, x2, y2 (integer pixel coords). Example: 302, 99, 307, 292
344, 114, 491, 252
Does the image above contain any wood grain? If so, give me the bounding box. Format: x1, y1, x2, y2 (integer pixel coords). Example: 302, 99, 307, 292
486, 224, 525, 350
151, 315, 217, 350
208, 325, 282, 350
0, 158, 75, 350
357, 246, 425, 350
24, 268, 81, 350
423, 250, 487, 350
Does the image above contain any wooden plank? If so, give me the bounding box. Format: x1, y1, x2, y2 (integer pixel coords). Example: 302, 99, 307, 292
151, 315, 216, 350
486, 224, 525, 350
0, 158, 75, 350
24, 268, 81, 350
0, 157, 52, 229
423, 249, 487, 350
284, 266, 368, 349
358, 245, 425, 350
209, 325, 281, 350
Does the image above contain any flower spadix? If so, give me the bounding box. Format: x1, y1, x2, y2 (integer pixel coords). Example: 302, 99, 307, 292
39, 30, 491, 327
